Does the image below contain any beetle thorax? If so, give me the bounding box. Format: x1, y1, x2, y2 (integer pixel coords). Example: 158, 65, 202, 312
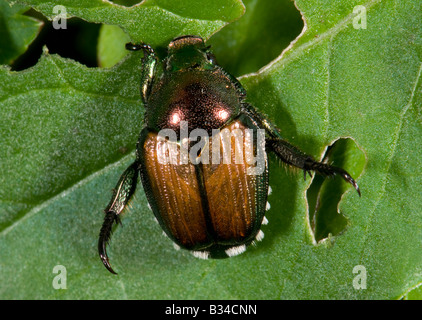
146, 69, 241, 136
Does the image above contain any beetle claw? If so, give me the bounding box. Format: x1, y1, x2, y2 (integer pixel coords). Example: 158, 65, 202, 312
338, 170, 361, 197
303, 159, 361, 197
324, 165, 361, 197
98, 211, 120, 275
99, 249, 117, 275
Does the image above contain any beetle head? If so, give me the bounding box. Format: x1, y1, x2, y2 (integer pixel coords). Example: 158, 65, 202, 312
166, 35, 216, 72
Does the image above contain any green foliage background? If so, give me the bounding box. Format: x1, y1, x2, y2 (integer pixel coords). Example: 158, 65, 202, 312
0, 0, 421, 299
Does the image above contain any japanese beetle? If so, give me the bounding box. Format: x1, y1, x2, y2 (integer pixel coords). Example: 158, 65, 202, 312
99, 35, 360, 274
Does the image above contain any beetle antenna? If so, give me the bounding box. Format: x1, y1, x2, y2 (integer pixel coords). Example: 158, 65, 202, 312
125, 42, 154, 54
98, 211, 120, 274
125, 42, 144, 51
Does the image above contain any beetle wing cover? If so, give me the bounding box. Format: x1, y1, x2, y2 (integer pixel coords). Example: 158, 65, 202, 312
139, 117, 268, 251
202, 120, 268, 245
141, 132, 211, 249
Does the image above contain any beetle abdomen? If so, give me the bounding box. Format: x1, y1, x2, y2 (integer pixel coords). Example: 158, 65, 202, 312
138, 116, 269, 257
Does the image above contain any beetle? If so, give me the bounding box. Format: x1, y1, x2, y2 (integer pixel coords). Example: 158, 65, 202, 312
98, 35, 360, 274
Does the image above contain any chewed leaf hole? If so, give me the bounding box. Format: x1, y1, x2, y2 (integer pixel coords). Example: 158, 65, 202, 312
12, 10, 101, 71
307, 138, 365, 243
207, 0, 303, 77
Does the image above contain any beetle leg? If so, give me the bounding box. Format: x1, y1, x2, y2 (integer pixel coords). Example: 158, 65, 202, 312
99, 161, 139, 274
125, 42, 158, 105
241, 103, 360, 196
266, 138, 360, 196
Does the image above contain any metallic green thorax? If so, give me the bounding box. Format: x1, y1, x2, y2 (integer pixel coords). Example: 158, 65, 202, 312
137, 35, 246, 136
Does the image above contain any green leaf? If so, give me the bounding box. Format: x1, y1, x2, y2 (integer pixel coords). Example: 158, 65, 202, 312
402, 284, 422, 300
0, 0, 42, 64
208, 0, 304, 76
17, 0, 245, 46
0, 49, 144, 228
1, 0, 421, 300
97, 24, 130, 68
